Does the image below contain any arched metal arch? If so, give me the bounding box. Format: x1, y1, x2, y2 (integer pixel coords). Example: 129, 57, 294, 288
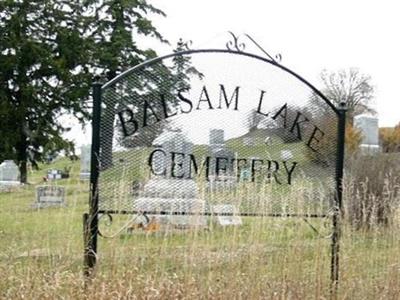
88, 47, 346, 296
102, 49, 339, 116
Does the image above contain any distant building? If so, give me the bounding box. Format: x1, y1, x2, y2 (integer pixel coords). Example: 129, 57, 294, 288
354, 114, 380, 154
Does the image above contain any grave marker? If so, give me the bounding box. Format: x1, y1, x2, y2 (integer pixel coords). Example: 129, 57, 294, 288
243, 137, 255, 146
209, 129, 225, 145
47, 169, 70, 180
281, 150, 294, 160
0, 160, 20, 190
32, 185, 66, 208
80, 145, 91, 180
0, 160, 19, 182
212, 204, 242, 226
134, 130, 206, 227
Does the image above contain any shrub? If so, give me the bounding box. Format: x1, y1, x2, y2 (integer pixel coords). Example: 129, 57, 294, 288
344, 153, 400, 229
379, 122, 400, 153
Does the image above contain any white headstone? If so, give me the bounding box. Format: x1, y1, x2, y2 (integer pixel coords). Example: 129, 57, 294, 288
46, 168, 70, 180
212, 204, 242, 226
47, 169, 63, 180
354, 114, 380, 154
207, 129, 236, 190
80, 145, 91, 180
209, 129, 225, 145
32, 185, 66, 208
0, 160, 20, 190
239, 168, 251, 181
281, 150, 293, 160
152, 131, 193, 179
135, 130, 206, 228
134, 197, 206, 226
141, 178, 197, 199
210, 147, 235, 176
243, 137, 254, 146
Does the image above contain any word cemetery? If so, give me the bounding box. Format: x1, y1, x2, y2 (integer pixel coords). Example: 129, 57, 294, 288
148, 148, 298, 184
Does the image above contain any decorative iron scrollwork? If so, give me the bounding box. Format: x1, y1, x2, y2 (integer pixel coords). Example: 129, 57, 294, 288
226, 31, 246, 52
177, 38, 193, 51
98, 213, 113, 238
98, 212, 150, 238
183, 40, 192, 51
225, 32, 282, 64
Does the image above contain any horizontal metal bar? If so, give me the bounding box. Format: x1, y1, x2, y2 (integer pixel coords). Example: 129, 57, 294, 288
98, 210, 328, 218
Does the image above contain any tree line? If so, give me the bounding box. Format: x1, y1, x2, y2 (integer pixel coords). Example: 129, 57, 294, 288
2, 1, 397, 184
0, 0, 171, 183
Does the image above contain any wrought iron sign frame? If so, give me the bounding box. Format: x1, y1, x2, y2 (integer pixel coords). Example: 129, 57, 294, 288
83, 32, 346, 296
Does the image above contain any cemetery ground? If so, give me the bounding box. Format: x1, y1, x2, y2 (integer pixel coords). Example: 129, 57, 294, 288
0, 158, 399, 299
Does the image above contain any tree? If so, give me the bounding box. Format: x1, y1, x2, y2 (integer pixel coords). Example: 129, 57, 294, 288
380, 123, 400, 153
313, 68, 375, 123
82, 0, 168, 169
116, 39, 204, 149
171, 39, 204, 90
0, 1, 91, 183
259, 104, 315, 144
114, 60, 178, 150
306, 112, 362, 166
345, 124, 363, 156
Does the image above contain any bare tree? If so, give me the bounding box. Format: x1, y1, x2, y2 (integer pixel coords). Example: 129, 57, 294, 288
317, 68, 375, 123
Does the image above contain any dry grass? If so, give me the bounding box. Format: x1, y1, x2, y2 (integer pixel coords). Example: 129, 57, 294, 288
1, 157, 400, 299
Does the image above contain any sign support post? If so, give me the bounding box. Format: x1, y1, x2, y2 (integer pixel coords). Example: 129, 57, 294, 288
331, 102, 347, 297
84, 82, 102, 276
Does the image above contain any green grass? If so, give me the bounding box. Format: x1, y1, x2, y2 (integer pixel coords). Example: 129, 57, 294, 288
0, 157, 399, 299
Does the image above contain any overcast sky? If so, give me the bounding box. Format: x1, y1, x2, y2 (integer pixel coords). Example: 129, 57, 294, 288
65, 0, 400, 148
150, 0, 399, 127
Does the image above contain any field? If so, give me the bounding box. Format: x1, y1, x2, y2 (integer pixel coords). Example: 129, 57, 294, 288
1, 158, 400, 299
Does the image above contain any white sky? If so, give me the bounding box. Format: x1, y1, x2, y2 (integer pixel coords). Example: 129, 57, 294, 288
150, 0, 399, 126
65, 0, 400, 148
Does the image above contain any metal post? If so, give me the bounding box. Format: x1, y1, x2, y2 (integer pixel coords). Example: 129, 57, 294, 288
84, 82, 102, 276
331, 102, 346, 298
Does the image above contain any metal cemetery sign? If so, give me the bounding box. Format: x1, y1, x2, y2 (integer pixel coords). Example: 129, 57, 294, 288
84, 33, 346, 293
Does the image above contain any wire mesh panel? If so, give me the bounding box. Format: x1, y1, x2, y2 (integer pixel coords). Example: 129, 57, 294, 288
98, 50, 338, 218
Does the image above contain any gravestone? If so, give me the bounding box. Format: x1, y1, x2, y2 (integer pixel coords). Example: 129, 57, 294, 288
354, 114, 380, 154
32, 185, 66, 208
281, 150, 293, 160
47, 169, 63, 180
209, 129, 225, 145
80, 145, 91, 180
208, 129, 236, 190
134, 130, 206, 228
239, 167, 251, 181
243, 137, 255, 146
0, 160, 20, 190
209, 129, 234, 172
212, 204, 242, 226
47, 168, 70, 180
152, 131, 193, 178
210, 147, 235, 175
